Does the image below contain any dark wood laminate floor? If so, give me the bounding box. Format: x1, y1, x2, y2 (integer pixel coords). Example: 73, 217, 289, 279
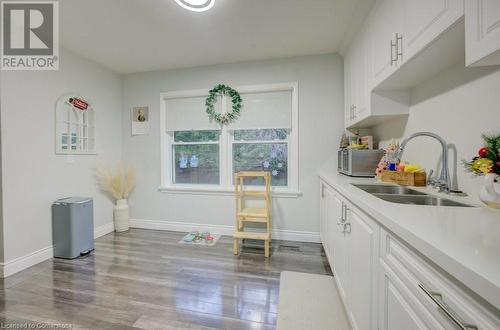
0, 229, 331, 330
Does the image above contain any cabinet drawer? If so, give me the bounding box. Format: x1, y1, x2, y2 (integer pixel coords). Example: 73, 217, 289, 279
380, 229, 500, 329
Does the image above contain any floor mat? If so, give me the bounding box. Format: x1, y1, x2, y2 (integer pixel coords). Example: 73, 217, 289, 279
277, 271, 349, 330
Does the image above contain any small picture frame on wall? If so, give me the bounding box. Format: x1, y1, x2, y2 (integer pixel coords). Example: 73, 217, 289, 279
131, 106, 149, 135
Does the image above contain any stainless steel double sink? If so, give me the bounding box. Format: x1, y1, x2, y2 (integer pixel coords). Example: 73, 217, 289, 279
353, 184, 473, 207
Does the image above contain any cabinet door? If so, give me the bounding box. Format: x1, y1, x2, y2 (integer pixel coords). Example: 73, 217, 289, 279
319, 182, 331, 262
319, 183, 328, 245
353, 29, 370, 121
332, 198, 348, 303
369, 0, 403, 87
326, 187, 342, 265
349, 37, 363, 124
345, 209, 379, 330
344, 47, 355, 127
466, 0, 500, 66
403, 0, 463, 61
320, 182, 341, 266
379, 261, 444, 330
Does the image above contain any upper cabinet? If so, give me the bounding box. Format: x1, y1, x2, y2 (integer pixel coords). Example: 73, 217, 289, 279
402, 0, 464, 60
466, 0, 500, 66
344, 0, 465, 130
344, 27, 370, 128
369, 0, 403, 88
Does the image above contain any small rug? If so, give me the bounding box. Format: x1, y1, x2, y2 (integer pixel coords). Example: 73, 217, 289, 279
277, 271, 350, 330
178, 231, 221, 247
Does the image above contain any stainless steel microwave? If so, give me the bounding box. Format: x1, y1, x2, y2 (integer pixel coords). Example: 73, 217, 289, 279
338, 149, 384, 177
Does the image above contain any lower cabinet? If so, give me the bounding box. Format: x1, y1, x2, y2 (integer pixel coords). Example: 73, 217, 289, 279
380, 228, 500, 330
319, 180, 379, 330
319, 179, 500, 330
345, 209, 379, 330
378, 259, 444, 330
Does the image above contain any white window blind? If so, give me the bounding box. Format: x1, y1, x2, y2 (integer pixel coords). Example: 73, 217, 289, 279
165, 96, 221, 131
229, 90, 292, 130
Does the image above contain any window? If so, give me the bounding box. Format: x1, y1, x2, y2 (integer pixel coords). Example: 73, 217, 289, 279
232, 129, 288, 187
173, 130, 220, 185
160, 83, 299, 196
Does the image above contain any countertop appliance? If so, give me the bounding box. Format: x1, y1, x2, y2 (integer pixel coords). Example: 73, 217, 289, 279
52, 197, 94, 259
338, 149, 384, 177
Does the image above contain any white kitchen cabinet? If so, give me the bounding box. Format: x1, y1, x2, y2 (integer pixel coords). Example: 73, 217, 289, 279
378, 259, 444, 330
319, 178, 500, 330
345, 0, 467, 130
344, 26, 371, 128
319, 182, 341, 266
353, 29, 370, 122
332, 198, 349, 302
380, 228, 500, 329
319, 183, 329, 257
466, 0, 500, 66
344, 207, 379, 330
369, 0, 462, 86
402, 0, 463, 61
369, 0, 403, 88
344, 46, 355, 127
319, 180, 379, 330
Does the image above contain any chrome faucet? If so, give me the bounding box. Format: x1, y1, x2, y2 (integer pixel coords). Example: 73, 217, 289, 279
394, 132, 451, 193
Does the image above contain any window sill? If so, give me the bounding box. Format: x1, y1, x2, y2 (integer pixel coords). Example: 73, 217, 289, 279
158, 185, 302, 198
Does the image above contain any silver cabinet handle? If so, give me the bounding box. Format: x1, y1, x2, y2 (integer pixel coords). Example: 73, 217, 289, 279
337, 202, 345, 226
341, 202, 346, 223
418, 283, 478, 330
342, 203, 348, 223
390, 38, 397, 66
396, 33, 403, 61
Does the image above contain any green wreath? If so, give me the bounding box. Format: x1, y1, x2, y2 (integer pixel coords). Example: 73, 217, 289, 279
205, 84, 243, 125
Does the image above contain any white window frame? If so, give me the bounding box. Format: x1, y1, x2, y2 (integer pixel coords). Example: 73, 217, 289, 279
159, 82, 300, 198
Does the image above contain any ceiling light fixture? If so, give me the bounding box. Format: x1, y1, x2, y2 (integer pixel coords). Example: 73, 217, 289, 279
174, 0, 215, 12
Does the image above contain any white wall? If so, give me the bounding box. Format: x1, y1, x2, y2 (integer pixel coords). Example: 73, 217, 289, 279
122, 54, 344, 239
0, 48, 122, 265
373, 63, 500, 200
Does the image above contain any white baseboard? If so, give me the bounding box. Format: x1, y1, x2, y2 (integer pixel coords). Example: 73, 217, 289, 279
0, 245, 54, 278
129, 218, 320, 243
0, 222, 115, 278
94, 222, 114, 239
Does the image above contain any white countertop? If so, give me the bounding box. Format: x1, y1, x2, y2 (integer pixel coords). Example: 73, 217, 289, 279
318, 160, 500, 311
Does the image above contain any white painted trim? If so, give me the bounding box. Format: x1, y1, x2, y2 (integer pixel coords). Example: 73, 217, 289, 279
159, 82, 299, 192
0, 245, 54, 278
0, 222, 114, 278
158, 184, 302, 198
130, 218, 320, 243
94, 222, 114, 238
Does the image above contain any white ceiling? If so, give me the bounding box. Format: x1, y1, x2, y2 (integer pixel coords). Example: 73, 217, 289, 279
60, 0, 372, 74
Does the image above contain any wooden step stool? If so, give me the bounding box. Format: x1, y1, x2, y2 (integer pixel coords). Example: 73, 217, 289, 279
233, 171, 272, 258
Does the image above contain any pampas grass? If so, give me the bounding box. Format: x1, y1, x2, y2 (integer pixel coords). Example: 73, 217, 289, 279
95, 164, 136, 201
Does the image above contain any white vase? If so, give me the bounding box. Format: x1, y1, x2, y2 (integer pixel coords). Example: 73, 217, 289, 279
479, 174, 500, 209
114, 199, 130, 232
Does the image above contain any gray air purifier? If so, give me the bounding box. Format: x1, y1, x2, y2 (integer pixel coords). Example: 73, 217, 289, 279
52, 197, 94, 259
